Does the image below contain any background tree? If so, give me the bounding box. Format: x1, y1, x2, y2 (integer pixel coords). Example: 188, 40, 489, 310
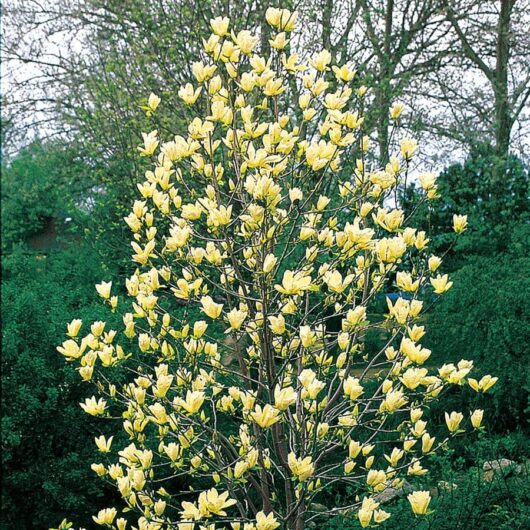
423, 0, 530, 161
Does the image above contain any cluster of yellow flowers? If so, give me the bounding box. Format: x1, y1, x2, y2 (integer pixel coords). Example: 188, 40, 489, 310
58, 6, 496, 530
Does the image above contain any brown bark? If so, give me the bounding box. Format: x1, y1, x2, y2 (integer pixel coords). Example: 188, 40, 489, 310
494, 0, 515, 159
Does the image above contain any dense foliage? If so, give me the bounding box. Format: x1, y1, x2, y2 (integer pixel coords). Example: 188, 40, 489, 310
1, 246, 117, 528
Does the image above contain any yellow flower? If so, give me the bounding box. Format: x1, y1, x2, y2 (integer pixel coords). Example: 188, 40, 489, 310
138, 130, 159, 156
384, 447, 404, 467
226, 308, 247, 331
453, 214, 468, 233
428, 255, 442, 272
250, 404, 281, 428
470, 409, 484, 428
210, 16, 230, 36
445, 411, 464, 432
374, 509, 391, 523
255, 511, 280, 530
263, 77, 286, 97
343, 377, 363, 400
263, 253, 277, 274
269, 32, 289, 50
469, 374, 498, 393
233, 30, 258, 54
380, 390, 407, 413
95, 435, 113, 453
390, 102, 405, 119
400, 138, 418, 159
431, 274, 453, 294
332, 64, 355, 82
80, 396, 107, 416
200, 295, 223, 319
367, 469, 387, 488
324, 269, 353, 293
375, 236, 406, 263
178, 83, 202, 105
91, 463, 106, 477
265, 8, 297, 31
57, 339, 86, 360
192, 61, 217, 83
310, 50, 332, 71
400, 367, 428, 390
407, 491, 431, 515
175, 390, 205, 414
95, 281, 112, 299
288, 452, 315, 481
92, 508, 117, 526
199, 488, 237, 516
396, 271, 420, 293
275, 269, 313, 296
147, 92, 160, 112
422, 433, 436, 453
66, 319, 82, 338
268, 314, 286, 334
274, 386, 296, 410
358, 507, 372, 528
418, 172, 437, 190
408, 460, 427, 476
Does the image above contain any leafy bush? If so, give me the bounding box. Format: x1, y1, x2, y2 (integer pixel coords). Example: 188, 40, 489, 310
0, 141, 89, 251
425, 239, 530, 430
403, 146, 529, 269
327, 435, 530, 530
1, 245, 119, 529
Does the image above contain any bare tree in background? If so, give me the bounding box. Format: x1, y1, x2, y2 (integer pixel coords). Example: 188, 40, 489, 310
2, 0, 294, 166
3, 0, 529, 166
429, 0, 530, 160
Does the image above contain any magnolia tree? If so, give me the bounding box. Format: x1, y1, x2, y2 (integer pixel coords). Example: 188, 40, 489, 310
57, 7, 497, 530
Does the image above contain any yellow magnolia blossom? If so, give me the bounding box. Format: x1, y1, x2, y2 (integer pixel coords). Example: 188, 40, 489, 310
265, 7, 297, 31
468, 374, 498, 392
274, 386, 296, 410
445, 411, 464, 432
255, 510, 280, 530
343, 377, 363, 400
453, 214, 468, 233
250, 404, 281, 428
288, 453, 315, 481
179, 83, 202, 105
407, 491, 431, 515
138, 130, 159, 156
92, 508, 117, 526
200, 296, 223, 319
390, 102, 405, 119
95, 281, 112, 299
175, 390, 205, 415
95, 435, 113, 453
275, 269, 313, 296
226, 308, 247, 331
80, 396, 107, 416
210, 16, 229, 36
430, 274, 453, 294
470, 409, 484, 428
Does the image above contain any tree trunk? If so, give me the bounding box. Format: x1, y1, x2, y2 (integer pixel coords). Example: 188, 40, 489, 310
377, 0, 395, 164
494, 0, 514, 159
322, 0, 333, 50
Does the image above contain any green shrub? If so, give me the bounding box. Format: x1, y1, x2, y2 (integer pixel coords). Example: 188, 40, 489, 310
1, 245, 119, 529
425, 244, 530, 431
